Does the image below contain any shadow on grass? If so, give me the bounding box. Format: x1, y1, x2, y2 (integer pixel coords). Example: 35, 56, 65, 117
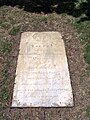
0, 0, 90, 21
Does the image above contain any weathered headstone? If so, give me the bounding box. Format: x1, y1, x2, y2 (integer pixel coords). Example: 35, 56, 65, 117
12, 32, 73, 107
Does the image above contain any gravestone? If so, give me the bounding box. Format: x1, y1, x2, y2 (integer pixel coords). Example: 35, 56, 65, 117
12, 32, 73, 107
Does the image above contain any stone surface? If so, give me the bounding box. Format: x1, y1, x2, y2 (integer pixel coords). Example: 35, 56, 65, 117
12, 32, 73, 107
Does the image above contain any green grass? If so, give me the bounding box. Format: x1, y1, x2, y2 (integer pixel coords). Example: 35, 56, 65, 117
0, 115, 4, 120
9, 25, 21, 36
70, 4, 90, 118
0, 20, 11, 29
86, 87, 90, 95
71, 18, 90, 67
0, 87, 9, 101
0, 39, 12, 54
39, 16, 48, 22
31, 16, 48, 27
2, 62, 10, 83
0, 37, 12, 103
86, 106, 90, 119
85, 43, 90, 65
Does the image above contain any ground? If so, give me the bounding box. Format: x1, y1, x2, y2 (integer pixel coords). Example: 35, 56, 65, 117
0, 6, 90, 120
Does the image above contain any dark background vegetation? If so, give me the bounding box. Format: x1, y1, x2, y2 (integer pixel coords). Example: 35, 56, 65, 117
0, 0, 90, 21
